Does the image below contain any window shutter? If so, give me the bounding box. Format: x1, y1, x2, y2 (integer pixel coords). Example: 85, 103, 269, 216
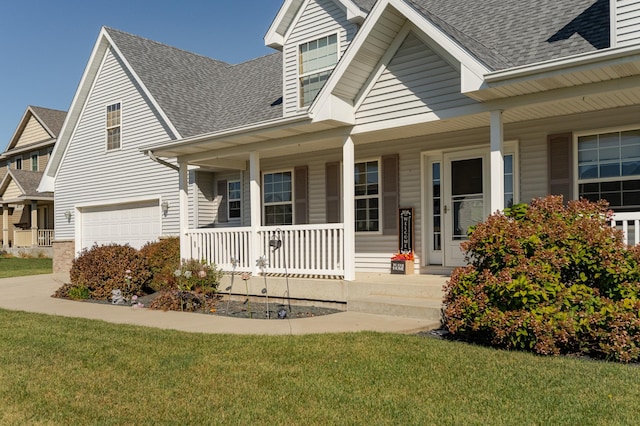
294, 166, 309, 224
382, 154, 399, 235
217, 180, 228, 223
548, 133, 573, 202
325, 162, 341, 223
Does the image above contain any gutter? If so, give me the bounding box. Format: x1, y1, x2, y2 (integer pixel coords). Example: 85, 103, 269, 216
145, 150, 179, 171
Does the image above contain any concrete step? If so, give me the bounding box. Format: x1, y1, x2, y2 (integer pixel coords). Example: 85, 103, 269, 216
347, 295, 443, 322
349, 280, 446, 300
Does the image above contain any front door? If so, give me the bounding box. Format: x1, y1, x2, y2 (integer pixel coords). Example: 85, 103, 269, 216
443, 151, 487, 266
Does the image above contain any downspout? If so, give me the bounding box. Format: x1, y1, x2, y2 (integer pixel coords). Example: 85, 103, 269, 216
145, 150, 179, 171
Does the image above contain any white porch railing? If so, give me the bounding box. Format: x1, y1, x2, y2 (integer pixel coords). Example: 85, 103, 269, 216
186, 224, 345, 276
610, 212, 640, 246
13, 229, 54, 247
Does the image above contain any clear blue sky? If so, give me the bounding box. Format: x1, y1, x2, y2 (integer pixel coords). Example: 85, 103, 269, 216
0, 0, 283, 149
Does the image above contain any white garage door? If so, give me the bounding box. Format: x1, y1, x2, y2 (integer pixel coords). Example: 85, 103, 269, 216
80, 200, 161, 250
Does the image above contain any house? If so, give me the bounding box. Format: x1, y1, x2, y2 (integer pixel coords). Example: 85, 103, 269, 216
1, 106, 66, 253
42, 0, 640, 296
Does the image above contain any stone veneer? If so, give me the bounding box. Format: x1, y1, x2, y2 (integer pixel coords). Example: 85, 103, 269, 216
52, 240, 75, 274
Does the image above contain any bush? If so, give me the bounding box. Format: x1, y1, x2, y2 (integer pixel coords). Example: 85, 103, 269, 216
443, 196, 640, 362
173, 258, 223, 295
139, 238, 180, 292
148, 290, 216, 313
70, 244, 152, 301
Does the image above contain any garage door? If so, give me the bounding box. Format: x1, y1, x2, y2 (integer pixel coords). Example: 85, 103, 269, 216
80, 200, 161, 250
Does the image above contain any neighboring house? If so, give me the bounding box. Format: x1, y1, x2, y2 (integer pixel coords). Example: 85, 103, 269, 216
43, 0, 640, 289
1, 106, 66, 251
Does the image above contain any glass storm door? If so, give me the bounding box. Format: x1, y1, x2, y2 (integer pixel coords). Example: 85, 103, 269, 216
443, 152, 486, 266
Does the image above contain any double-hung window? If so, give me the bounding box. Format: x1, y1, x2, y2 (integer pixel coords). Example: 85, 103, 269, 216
31, 154, 38, 171
577, 129, 640, 211
228, 180, 241, 219
355, 160, 380, 232
106, 103, 121, 150
15, 158, 22, 170
263, 171, 293, 226
299, 34, 338, 107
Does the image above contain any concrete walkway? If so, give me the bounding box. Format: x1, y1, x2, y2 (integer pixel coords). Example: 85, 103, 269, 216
0, 274, 438, 335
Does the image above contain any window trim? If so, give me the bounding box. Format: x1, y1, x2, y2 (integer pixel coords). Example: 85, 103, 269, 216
227, 180, 242, 220
105, 102, 122, 152
503, 140, 519, 208
262, 169, 295, 226
574, 124, 640, 208
31, 154, 38, 171
15, 157, 22, 170
355, 157, 382, 235
297, 32, 340, 109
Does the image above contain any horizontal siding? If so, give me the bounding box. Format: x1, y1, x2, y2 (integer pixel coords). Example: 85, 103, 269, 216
615, 0, 640, 46
54, 47, 181, 243
283, 0, 359, 116
15, 116, 49, 148
195, 171, 215, 228
4, 179, 22, 199
356, 32, 477, 125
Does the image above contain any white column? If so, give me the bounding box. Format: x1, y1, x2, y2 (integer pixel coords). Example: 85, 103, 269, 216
489, 110, 505, 213
31, 201, 38, 246
2, 204, 8, 249
342, 136, 355, 281
249, 152, 261, 274
178, 160, 190, 261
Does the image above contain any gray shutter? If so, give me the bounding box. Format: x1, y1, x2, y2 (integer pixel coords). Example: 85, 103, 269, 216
382, 154, 399, 235
548, 133, 573, 202
325, 162, 341, 223
217, 180, 228, 223
294, 166, 309, 224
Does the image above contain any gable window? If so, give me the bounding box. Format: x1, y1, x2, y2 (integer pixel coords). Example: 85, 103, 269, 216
299, 34, 338, 107
31, 154, 38, 171
577, 129, 640, 211
15, 158, 22, 170
263, 171, 293, 226
228, 180, 241, 219
106, 103, 121, 150
355, 160, 380, 232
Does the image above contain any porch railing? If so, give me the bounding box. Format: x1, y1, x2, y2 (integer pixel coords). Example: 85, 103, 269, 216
610, 212, 640, 246
13, 229, 55, 247
186, 224, 345, 276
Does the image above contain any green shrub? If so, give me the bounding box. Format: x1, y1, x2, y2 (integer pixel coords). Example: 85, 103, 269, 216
444, 196, 640, 362
139, 237, 180, 292
70, 244, 152, 301
67, 284, 90, 300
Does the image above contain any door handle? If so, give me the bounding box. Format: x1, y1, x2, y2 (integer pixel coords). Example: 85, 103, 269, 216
444, 205, 448, 214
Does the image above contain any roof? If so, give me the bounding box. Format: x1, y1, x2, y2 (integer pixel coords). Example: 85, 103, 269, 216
3, 106, 66, 155
0, 169, 52, 200
105, 28, 283, 139
405, 0, 609, 70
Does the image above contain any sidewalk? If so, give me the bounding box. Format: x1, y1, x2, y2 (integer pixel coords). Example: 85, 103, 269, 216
0, 274, 438, 335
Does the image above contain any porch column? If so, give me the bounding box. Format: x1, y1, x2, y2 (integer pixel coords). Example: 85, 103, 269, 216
31, 201, 38, 246
2, 204, 8, 249
249, 152, 261, 275
489, 110, 505, 213
178, 160, 190, 260
343, 136, 355, 281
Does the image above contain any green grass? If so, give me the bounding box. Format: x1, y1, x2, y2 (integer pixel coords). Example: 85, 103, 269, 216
0, 257, 52, 278
1, 310, 639, 425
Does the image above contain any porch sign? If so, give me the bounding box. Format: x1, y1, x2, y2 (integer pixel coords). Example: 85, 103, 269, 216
398, 208, 414, 254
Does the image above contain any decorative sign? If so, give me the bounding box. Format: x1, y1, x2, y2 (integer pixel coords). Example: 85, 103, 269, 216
398, 208, 414, 254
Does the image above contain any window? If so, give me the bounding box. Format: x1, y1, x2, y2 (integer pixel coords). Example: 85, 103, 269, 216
299, 34, 338, 107
15, 158, 22, 170
263, 171, 293, 226
355, 160, 380, 232
577, 129, 640, 211
31, 154, 38, 171
228, 180, 241, 219
504, 154, 514, 208
106, 103, 121, 150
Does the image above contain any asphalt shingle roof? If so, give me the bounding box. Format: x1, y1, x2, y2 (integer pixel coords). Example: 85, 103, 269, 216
2, 169, 51, 198
30, 106, 67, 138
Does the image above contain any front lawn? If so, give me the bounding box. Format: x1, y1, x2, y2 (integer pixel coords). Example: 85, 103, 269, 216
0, 257, 52, 278
0, 309, 638, 424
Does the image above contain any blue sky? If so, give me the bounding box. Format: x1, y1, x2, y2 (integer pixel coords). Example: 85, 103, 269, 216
0, 0, 283, 149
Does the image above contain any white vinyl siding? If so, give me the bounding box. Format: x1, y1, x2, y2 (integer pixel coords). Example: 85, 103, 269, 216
613, 0, 640, 47
283, 0, 358, 115
15, 116, 50, 148
54, 47, 181, 241
356, 32, 477, 125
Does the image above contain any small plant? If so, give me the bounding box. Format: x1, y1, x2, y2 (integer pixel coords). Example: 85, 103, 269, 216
67, 285, 90, 300
391, 252, 414, 261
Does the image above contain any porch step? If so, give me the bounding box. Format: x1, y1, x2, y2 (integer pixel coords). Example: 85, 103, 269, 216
347, 295, 443, 322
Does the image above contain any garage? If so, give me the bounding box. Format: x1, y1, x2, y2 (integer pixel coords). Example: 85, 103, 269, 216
80, 200, 161, 250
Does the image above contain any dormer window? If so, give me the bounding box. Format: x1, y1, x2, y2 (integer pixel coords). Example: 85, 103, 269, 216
299, 34, 338, 108
106, 103, 121, 151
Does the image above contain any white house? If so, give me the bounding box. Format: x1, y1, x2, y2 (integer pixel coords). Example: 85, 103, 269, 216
43, 0, 640, 298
